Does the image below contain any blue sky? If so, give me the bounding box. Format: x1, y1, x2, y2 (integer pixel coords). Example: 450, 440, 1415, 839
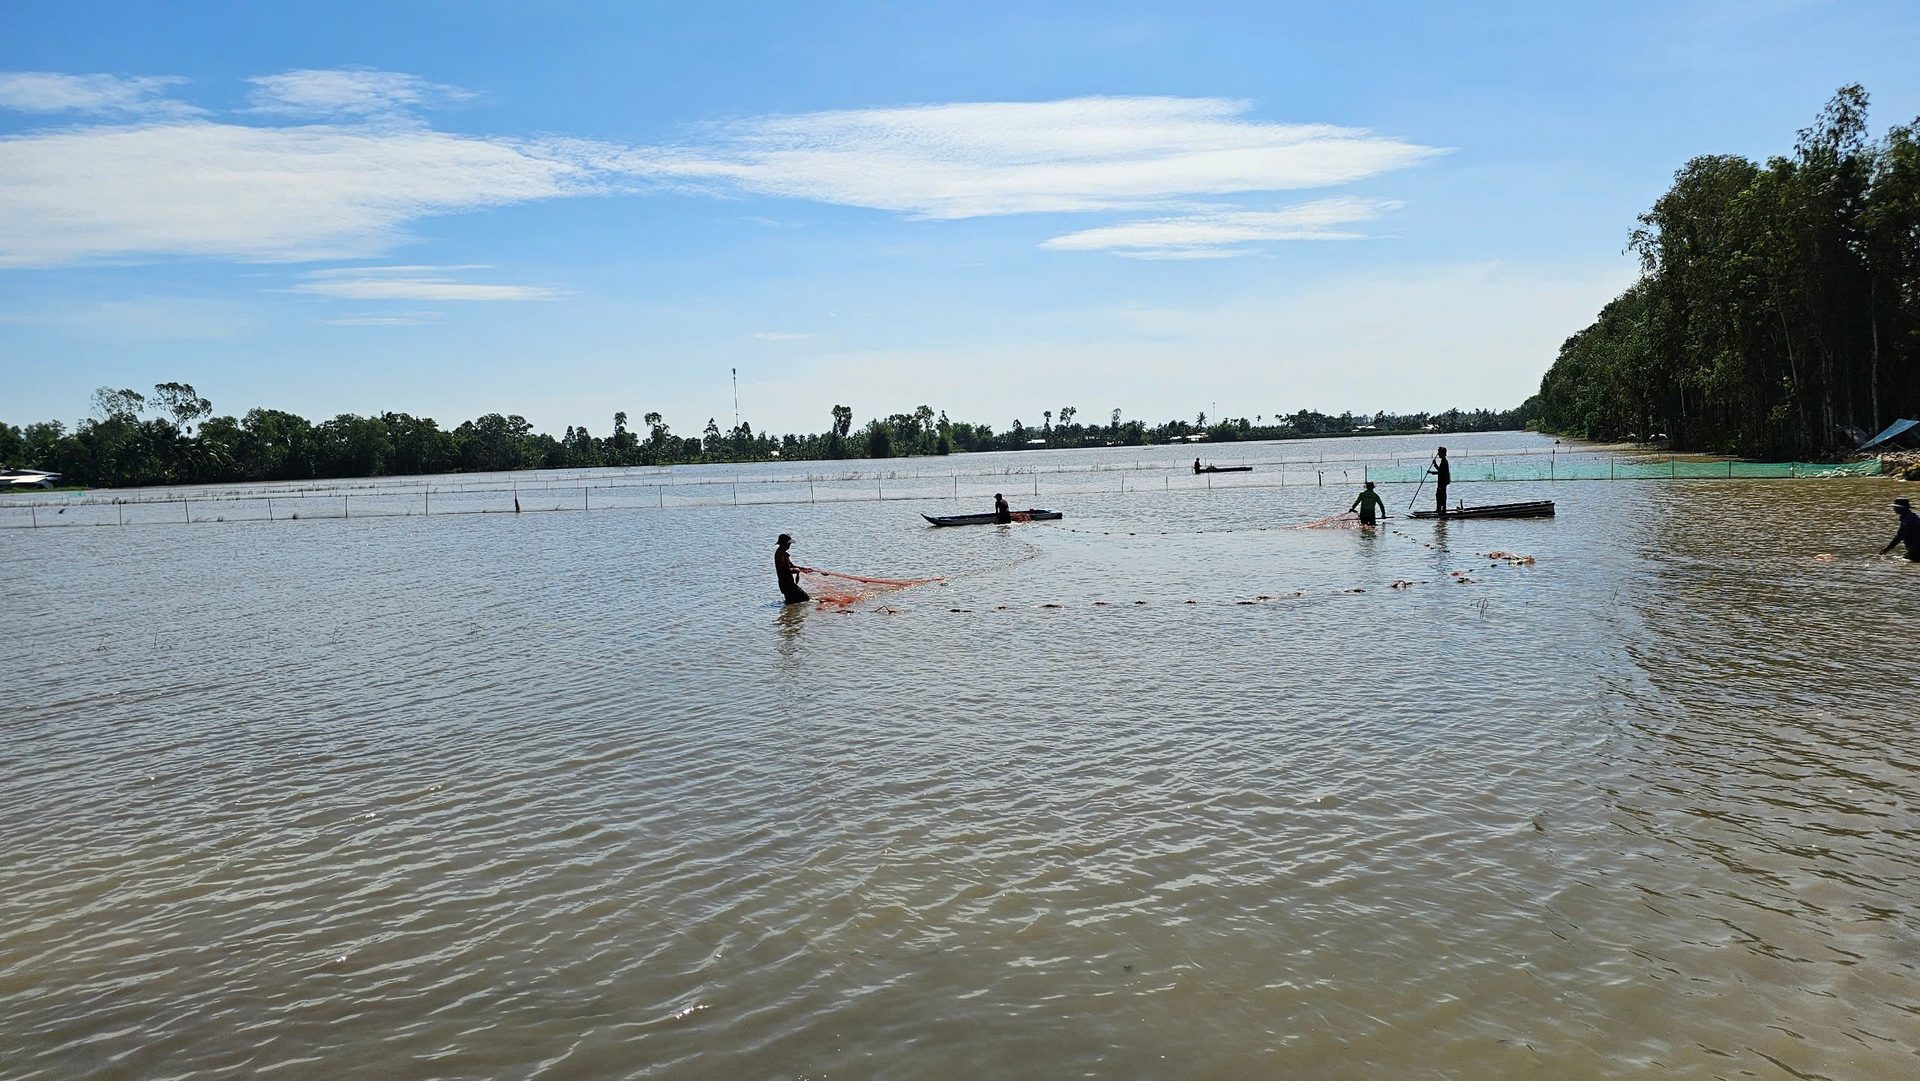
4, 1, 1918, 437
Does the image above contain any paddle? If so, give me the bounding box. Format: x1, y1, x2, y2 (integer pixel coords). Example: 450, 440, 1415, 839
1406, 456, 1435, 513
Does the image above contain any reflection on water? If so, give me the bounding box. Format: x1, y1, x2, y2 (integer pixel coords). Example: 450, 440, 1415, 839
3, 435, 1917, 1080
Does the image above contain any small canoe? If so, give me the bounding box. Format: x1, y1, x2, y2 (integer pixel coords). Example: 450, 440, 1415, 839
923, 509, 1063, 527
1410, 500, 1555, 520
1196, 465, 1254, 473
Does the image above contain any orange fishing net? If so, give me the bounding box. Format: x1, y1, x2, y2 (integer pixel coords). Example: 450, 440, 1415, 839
1291, 512, 1383, 529
799, 568, 944, 608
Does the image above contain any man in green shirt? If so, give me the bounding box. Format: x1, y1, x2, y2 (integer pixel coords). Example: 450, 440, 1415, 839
1349, 481, 1386, 526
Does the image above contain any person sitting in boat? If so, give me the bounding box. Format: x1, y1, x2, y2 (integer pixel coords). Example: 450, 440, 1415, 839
1349, 481, 1386, 526
1882, 498, 1920, 561
774, 534, 812, 604
994, 493, 1012, 524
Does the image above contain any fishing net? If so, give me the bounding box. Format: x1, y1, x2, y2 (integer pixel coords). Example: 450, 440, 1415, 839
1291, 512, 1383, 529
798, 568, 944, 608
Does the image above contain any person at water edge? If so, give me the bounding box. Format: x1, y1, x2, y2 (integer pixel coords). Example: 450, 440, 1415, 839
774, 534, 812, 604
1193, 457, 1202, 474
1882, 498, 1920, 561
994, 493, 1012, 525
1349, 481, 1386, 525
1428, 447, 1451, 514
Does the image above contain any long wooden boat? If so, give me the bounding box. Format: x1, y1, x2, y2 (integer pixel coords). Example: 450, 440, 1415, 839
922, 509, 1063, 527
1410, 500, 1555, 520
1195, 465, 1254, 473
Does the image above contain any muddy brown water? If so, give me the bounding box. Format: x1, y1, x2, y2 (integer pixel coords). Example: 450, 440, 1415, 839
3, 433, 1916, 1080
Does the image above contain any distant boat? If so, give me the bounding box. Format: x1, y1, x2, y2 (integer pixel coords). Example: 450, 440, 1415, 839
1195, 464, 1253, 474
922, 509, 1063, 526
1410, 500, 1555, 520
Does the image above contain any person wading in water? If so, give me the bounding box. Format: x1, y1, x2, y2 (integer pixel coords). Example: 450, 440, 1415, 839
774, 534, 812, 604
994, 493, 1012, 524
1428, 447, 1451, 515
1349, 481, 1386, 526
1882, 498, 1920, 561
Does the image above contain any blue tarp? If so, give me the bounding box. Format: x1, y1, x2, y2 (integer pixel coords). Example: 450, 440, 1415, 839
1861, 418, 1920, 450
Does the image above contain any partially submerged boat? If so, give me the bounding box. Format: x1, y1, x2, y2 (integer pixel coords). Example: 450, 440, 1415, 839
922, 509, 1063, 527
1410, 500, 1555, 520
1195, 465, 1254, 474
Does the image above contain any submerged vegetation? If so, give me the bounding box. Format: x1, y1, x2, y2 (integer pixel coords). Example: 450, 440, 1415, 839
1537, 85, 1920, 457
1, 384, 1533, 490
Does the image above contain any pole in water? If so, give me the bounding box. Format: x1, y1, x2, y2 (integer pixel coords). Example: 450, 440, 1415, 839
30, 505, 36, 528
344, 495, 349, 520
183, 499, 189, 524
266, 498, 271, 523
119, 502, 125, 526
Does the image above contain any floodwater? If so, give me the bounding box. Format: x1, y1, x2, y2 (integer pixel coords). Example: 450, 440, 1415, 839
3, 432, 1916, 1080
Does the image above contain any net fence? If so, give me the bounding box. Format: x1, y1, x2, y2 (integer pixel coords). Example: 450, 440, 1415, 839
0, 454, 1889, 529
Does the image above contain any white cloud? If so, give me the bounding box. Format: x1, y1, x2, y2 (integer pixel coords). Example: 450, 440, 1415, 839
0, 76, 1442, 267
1041, 196, 1402, 258
247, 69, 475, 118
292, 266, 565, 301
0, 122, 623, 265
0, 73, 199, 117
323, 311, 446, 326
629, 96, 1443, 219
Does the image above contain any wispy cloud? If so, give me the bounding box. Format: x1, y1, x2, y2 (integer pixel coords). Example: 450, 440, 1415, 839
0, 73, 200, 117
0, 74, 1442, 267
1041, 196, 1403, 258
323, 311, 447, 326
751, 331, 815, 340
630, 97, 1442, 219
292, 266, 565, 301
0, 122, 621, 266
247, 69, 476, 119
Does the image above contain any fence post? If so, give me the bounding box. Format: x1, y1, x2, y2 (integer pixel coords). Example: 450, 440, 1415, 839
30, 506, 36, 529
424, 489, 429, 515
266, 498, 272, 523
810, 482, 815, 503
344, 495, 349, 520
183, 499, 189, 524
585, 488, 590, 511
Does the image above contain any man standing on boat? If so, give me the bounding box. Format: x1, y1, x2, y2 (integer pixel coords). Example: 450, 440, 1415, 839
1882, 498, 1920, 561
994, 493, 1012, 525
1428, 447, 1451, 515
774, 534, 812, 604
1349, 481, 1386, 526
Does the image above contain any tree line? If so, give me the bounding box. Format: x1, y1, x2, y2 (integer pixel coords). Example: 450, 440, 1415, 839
1535, 85, 1920, 457
1, 386, 1534, 490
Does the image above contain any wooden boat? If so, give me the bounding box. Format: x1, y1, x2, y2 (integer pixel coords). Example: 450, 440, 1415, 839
1410, 500, 1555, 520
922, 509, 1063, 527
1195, 465, 1254, 473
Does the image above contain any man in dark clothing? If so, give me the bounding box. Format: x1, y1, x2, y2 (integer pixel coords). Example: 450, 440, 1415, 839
1882, 498, 1920, 561
1428, 446, 1451, 515
774, 533, 812, 603
994, 492, 1012, 524
1349, 481, 1386, 526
